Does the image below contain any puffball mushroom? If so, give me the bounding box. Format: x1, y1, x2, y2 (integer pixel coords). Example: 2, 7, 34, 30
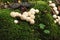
20, 15, 27, 20
30, 15, 35, 19
18, 13, 21, 17
49, 3, 56, 7
26, 17, 31, 22
10, 8, 39, 25
55, 10, 59, 15
58, 16, 60, 20
23, 12, 28, 17
56, 19, 59, 22
30, 19, 35, 24
53, 7, 57, 11
58, 22, 60, 25
29, 8, 36, 15
49, 1, 52, 4
29, 11, 35, 15
53, 15, 57, 19
30, 8, 35, 12
35, 9, 39, 13
14, 20, 19, 24
10, 12, 20, 18
54, 20, 57, 23
28, 12, 32, 16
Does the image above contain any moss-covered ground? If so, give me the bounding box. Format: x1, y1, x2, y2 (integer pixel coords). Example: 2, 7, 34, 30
0, 1, 60, 40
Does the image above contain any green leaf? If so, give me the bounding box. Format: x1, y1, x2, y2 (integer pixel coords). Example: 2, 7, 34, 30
44, 30, 50, 34
39, 24, 45, 29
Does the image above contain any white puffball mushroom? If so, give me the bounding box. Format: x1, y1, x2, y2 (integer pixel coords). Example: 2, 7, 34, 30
30, 8, 35, 12
54, 20, 57, 23
55, 10, 59, 15
23, 12, 28, 16
53, 7, 57, 11
56, 19, 59, 22
26, 17, 31, 22
18, 13, 21, 17
49, 3, 56, 7
29, 11, 35, 15
20, 15, 27, 20
30, 15, 35, 19
10, 12, 20, 18
30, 19, 35, 24
10, 12, 16, 17
49, 1, 52, 4
23, 12, 28, 17
58, 22, 60, 25
53, 15, 57, 19
35, 9, 39, 13
14, 20, 19, 24
58, 16, 60, 20
28, 12, 32, 16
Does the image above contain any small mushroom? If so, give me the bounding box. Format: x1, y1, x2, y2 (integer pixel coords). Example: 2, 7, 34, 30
49, 1, 52, 4
55, 10, 59, 15
29, 11, 35, 15
23, 12, 28, 16
20, 15, 27, 20
10, 12, 20, 18
54, 20, 57, 23
14, 20, 19, 24
56, 19, 59, 22
49, 3, 56, 7
26, 17, 31, 22
30, 19, 35, 24
35, 9, 39, 13
58, 22, 60, 25
30, 15, 35, 19
18, 13, 21, 17
53, 15, 57, 19
58, 16, 60, 19
53, 7, 57, 11
30, 8, 35, 12
28, 12, 32, 16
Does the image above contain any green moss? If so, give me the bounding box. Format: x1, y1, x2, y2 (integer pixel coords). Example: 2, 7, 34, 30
0, 1, 60, 40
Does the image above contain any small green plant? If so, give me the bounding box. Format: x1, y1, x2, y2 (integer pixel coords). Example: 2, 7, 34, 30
39, 23, 45, 29
44, 30, 50, 34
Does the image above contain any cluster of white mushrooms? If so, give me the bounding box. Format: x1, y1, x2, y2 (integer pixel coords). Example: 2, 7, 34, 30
49, 1, 60, 25
10, 8, 39, 24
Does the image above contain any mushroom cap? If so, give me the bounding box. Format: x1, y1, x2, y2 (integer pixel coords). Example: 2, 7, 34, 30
26, 17, 31, 22
49, 3, 56, 7
54, 20, 57, 23
20, 15, 27, 20
58, 16, 60, 19
56, 19, 59, 22
30, 19, 35, 24
58, 22, 60, 25
10, 12, 21, 18
49, 1, 52, 4
23, 12, 28, 16
14, 20, 19, 24
55, 10, 59, 15
53, 7, 57, 11
30, 15, 35, 19
53, 15, 57, 19
35, 9, 39, 13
